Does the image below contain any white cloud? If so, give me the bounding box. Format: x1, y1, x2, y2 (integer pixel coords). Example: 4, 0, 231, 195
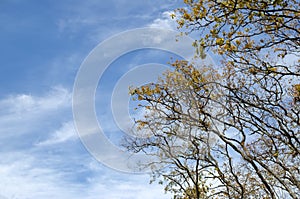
277, 53, 299, 66
148, 11, 177, 30
0, 87, 171, 199
0, 151, 170, 199
0, 86, 70, 116
36, 121, 77, 146
0, 86, 71, 140
86, 176, 171, 199
0, 152, 82, 199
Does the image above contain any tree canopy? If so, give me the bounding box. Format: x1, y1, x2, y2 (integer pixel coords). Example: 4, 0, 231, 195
125, 0, 300, 198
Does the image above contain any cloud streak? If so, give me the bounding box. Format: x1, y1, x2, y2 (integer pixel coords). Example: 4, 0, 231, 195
36, 121, 77, 146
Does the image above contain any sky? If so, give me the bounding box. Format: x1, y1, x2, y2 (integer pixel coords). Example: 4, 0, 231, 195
0, 0, 189, 198
2, 1, 298, 199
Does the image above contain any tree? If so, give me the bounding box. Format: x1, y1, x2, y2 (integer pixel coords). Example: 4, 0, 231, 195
125, 0, 300, 198
126, 62, 219, 199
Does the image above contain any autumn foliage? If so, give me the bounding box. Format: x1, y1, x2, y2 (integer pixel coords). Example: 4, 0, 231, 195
125, 0, 300, 198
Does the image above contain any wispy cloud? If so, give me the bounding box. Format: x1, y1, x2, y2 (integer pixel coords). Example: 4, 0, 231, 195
56, 0, 182, 43
0, 149, 170, 199
0, 86, 170, 199
0, 86, 70, 114
36, 121, 77, 146
0, 86, 71, 142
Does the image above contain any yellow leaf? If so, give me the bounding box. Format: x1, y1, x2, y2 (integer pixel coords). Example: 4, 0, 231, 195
216, 38, 224, 45
170, 13, 176, 19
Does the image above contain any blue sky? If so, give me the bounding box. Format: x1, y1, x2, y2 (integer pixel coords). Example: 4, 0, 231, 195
0, 0, 187, 198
